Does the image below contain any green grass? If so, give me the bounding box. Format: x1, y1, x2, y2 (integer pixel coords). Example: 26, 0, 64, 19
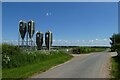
2, 54, 72, 79
2, 44, 73, 79
111, 56, 120, 78
2, 44, 70, 69
0, 69, 2, 79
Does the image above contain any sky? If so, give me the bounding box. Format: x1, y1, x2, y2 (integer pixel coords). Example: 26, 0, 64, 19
118, 1, 120, 33
2, 0, 120, 2
2, 2, 118, 46
0, 2, 2, 44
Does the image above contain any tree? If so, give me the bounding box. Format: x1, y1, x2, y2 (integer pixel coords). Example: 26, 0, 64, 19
110, 33, 120, 55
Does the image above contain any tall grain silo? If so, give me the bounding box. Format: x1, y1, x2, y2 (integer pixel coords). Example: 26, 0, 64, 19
28, 20, 35, 46
28, 20, 35, 39
19, 20, 27, 46
45, 31, 52, 50
36, 31, 43, 50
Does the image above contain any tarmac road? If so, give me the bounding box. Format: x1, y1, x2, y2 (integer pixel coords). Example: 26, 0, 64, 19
31, 51, 115, 78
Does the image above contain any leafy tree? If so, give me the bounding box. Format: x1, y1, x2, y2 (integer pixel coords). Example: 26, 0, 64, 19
110, 33, 120, 55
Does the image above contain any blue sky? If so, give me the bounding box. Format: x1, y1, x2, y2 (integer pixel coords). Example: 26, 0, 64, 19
0, 2, 2, 44
2, 2, 118, 46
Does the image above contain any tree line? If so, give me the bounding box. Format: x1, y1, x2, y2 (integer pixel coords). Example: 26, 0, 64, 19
110, 33, 120, 56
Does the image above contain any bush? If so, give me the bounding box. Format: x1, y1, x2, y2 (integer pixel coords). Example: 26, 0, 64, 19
2, 44, 22, 68
2, 44, 21, 55
72, 47, 80, 54
72, 47, 106, 54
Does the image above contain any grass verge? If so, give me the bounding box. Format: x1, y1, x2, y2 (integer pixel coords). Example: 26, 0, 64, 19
2, 44, 73, 79
2, 53, 73, 79
111, 56, 120, 78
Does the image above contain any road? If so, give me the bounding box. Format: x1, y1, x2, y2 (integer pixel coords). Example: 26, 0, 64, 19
31, 51, 115, 78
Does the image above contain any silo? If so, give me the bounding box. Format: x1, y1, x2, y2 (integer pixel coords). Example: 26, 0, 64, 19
36, 31, 43, 50
45, 31, 53, 50
28, 20, 35, 39
28, 20, 35, 46
19, 20, 27, 46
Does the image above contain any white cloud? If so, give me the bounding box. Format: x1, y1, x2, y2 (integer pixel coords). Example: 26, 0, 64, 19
53, 39, 55, 42
103, 39, 107, 41
82, 40, 85, 42
46, 12, 51, 16
52, 38, 110, 46
46, 13, 49, 16
95, 39, 98, 41
89, 40, 94, 43
2, 38, 111, 46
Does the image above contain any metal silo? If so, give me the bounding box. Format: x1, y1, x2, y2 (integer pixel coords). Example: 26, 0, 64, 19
28, 20, 35, 46
19, 20, 27, 46
36, 31, 43, 50
45, 31, 52, 50
28, 20, 35, 39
